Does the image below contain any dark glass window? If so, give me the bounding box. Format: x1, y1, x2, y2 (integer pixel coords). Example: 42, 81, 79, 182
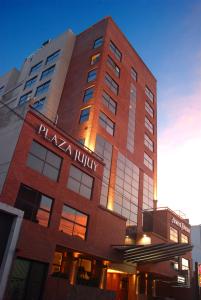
67, 165, 93, 199
109, 41, 122, 61
32, 97, 46, 110
79, 108, 90, 123
24, 76, 37, 89
83, 87, 94, 103
93, 37, 103, 49
107, 56, 120, 77
15, 184, 53, 227
87, 70, 97, 82
40, 65, 55, 80
27, 141, 62, 181
131, 68, 137, 81
29, 61, 43, 75
105, 73, 119, 95
35, 81, 51, 97
102, 91, 117, 114
19, 91, 32, 105
99, 111, 115, 136
46, 50, 60, 65
59, 205, 88, 240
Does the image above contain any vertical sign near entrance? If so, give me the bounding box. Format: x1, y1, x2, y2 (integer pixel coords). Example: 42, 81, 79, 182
198, 264, 201, 287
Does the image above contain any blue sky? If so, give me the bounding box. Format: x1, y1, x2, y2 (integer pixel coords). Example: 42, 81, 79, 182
1, 0, 201, 223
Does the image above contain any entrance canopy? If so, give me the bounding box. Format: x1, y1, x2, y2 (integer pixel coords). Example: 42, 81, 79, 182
112, 243, 193, 264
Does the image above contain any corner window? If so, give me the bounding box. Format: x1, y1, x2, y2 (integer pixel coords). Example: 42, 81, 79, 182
67, 165, 93, 199
27, 141, 62, 181
91, 53, 100, 65
59, 204, 88, 240
29, 61, 43, 75
99, 111, 115, 136
109, 41, 122, 61
145, 101, 154, 118
83, 87, 94, 103
46, 50, 60, 65
144, 152, 153, 171
93, 37, 103, 49
104, 73, 119, 95
87, 70, 97, 82
35, 80, 51, 97
145, 86, 154, 103
24, 76, 37, 89
144, 134, 154, 152
15, 184, 53, 227
145, 117, 154, 134
40, 65, 55, 80
131, 67, 137, 81
79, 107, 90, 123
170, 226, 178, 242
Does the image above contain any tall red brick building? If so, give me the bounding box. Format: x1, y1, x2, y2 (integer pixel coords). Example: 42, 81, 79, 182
0, 17, 193, 300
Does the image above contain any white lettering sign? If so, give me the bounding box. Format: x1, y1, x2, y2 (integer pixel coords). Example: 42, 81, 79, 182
171, 217, 190, 233
37, 124, 98, 172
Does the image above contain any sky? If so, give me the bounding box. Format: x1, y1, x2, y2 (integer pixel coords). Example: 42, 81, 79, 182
1, 0, 201, 224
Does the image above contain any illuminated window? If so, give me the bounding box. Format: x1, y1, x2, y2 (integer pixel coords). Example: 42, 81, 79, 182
105, 73, 119, 95
181, 258, 189, 270
181, 233, 189, 244
145, 101, 154, 118
91, 53, 100, 65
87, 70, 97, 82
59, 205, 88, 240
79, 107, 90, 123
24, 76, 37, 89
144, 134, 154, 152
99, 111, 115, 136
109, 41, 122, 61
40, 65, 55, 80
145, 86, 154, 103
93, 37, 103, 49
29, 61, 42, 75
15, 184, 53, 227
67, 165, 93, 199
107, 56, 120, 77
35, 80, 51, 97
102, 91, 117, 114
144, 152, 153, 171
131, 67, 137, 81
27, 141, 62, 181
145, 117, 154, 134
170, 227, 178, 242
83, 87, 94, 103
46, 50, 60, 65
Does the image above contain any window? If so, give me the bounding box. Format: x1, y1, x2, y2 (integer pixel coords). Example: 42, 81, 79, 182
143, 174, 154, 211
107, 56, 120, 77
181, 258, 189, 270
40, 65, 55, 80
93, 37, 103, 49
109, 41, 122, 61
79, 107, 90, 123
131, 68, 137, 81
144, 152, 153, 171
99, 111, 115, 136
145, 86, 154, 103
87, 70, 97, 82
144, 134, 154, 152
127, 84, 136, 153
32, 97, 46, 110
105, 73, 119, 95
83, 87, 94, 103
91, 53, 100, 65
46, 50, 60, 65
15, 184, 53, 227
0, 85, 4, 95
59, 204, 88, 240
181, 233, 189, 244
67, 165, 93, 199
145, 101, 154, 118
19, 91, 32, 105
27, 141, 62, 181
145, 117, 154, 134
29, 61, 42, 75
102, 91, 117, 114
170, 226, 178, 242
24, 76, 37, 89
35, 80, 51, 97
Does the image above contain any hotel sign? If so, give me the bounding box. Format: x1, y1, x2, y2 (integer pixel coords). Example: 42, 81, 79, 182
171, 217, 190, 233
37, 124, 98, 172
